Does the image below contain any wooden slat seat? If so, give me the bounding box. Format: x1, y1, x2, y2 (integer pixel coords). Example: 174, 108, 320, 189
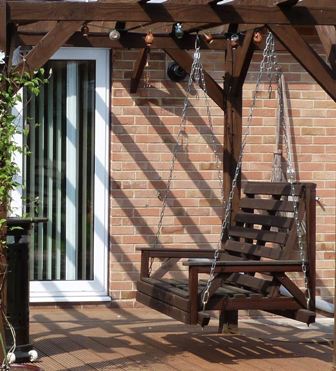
136, 181, 316, 329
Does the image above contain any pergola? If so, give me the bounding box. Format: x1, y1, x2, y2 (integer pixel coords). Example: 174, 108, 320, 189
1, 0, 335, 195
0, 0, 335, 365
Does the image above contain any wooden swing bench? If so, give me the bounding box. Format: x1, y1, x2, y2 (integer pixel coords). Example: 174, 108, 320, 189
136, 181, 316, 329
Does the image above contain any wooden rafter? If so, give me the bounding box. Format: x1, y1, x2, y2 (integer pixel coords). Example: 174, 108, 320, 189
14, 21, 81, 74
268, 24, 336, 101
231, 29, 255, 96
315, 25, 336, 71
7, 2, 336, 26
164, 48, 224, 111
18, 32, 229, 50
274, 0, 299, 6
130, 47, 149, 93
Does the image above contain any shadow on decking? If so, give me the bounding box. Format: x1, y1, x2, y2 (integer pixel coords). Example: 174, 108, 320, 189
29, 307, 333, 370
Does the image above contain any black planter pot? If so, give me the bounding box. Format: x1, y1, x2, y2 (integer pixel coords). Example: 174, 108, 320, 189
5, 217, 47, 363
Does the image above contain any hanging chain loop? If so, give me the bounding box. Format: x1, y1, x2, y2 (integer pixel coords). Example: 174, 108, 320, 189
277, 80, 311, 309
201, 31, 311, 311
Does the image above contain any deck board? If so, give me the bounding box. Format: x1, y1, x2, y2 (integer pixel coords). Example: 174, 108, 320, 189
25, 307, 333, 370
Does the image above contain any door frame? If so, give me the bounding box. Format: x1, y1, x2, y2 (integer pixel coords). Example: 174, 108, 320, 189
29, 47, 110, 302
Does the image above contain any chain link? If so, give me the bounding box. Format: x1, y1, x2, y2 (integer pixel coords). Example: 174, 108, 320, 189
277, 80, 311, 309
149, 35, 224, 274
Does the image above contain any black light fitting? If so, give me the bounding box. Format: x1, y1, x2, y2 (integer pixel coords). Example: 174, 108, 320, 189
167, 62, 187, 82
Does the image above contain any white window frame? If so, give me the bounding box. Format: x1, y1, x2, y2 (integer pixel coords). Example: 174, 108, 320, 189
29, 47, 110, 302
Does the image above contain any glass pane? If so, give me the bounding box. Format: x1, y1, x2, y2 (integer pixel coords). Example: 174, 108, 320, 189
23, 60, 96, 281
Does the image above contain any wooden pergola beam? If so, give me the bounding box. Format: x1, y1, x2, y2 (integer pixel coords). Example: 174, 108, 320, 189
164, 48, 225, 111
18, 32, 229, 51
315, 25, 336, 71
268, 24, 336, 101
7, 2, 336, 26
14, 21, 82, 74
274, 0, 299, 6
231, 29, 255, 96
130, 47, 149, 94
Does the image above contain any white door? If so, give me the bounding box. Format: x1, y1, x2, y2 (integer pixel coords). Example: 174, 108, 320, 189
23, 48, 110, 302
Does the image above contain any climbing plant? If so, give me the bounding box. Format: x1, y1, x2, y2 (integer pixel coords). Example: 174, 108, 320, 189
0, 64, 48, 366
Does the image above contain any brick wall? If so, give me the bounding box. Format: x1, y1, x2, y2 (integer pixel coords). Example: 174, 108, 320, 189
110, 47, 335, 306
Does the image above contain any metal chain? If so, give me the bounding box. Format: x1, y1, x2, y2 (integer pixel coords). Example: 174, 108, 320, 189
202, 32, 285, 309
277, 79, 311, 309
149, 35, 224, 274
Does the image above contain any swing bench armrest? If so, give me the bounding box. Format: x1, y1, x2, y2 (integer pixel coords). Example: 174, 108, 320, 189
184, 259, 306, 273
136, 247, 215, 259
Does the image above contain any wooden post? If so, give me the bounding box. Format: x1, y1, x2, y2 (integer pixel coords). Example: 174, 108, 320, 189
0, 0, 6, 54
223, 28, 254, 218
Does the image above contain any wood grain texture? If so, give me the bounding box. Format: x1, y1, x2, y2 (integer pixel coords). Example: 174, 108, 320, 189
8, 2, 336, 25
268, 24, 336, 101
0, 0, 6, 53
164, 48, 225, 110
130, 47, 149, 93
15, 21, 82, 74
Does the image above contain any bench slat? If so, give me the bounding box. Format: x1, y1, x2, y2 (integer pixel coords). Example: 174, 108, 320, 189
224, 240, 282, 260
228, 226, 288, 244
235, 212, 293, 229
240, 197, 295, 212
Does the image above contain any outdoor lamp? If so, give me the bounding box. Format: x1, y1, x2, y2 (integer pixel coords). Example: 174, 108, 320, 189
109, 29, 121, 40
167, 62, 187, 82
173, 23, 184, 39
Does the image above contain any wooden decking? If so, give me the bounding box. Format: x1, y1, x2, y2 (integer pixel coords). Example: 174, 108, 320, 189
26, 307, 333, 370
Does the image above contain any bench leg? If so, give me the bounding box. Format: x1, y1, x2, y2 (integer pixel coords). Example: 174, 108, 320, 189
218, 310, 238, 334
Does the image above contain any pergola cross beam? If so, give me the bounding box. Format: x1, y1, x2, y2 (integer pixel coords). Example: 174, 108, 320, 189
130, 47, 149, 94
268, 24, 336, 101
7, 2, 336, 26
164, 48, 225, 111
14, 21, 82, 75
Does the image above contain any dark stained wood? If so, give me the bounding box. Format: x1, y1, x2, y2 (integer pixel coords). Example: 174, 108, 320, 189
14, 21, 82, 75
189, 266, 199, 324
164, 48, 225, 110
244, 181, 308, 196
305, 182, 316, 311
268, 24, 336, 101
136, 247, 215, 258
0, 0, 6, 54
140, 249, 150, 278
218, 309, 238, 333
235, 211, 293, 229
137, 182, 316, 328
231, 29, 255, 95
240, 197, 295, 212
224, 240, 282, 260
65, 32, 228, 50
17, 30, 290, 52
136, 291, 191, 324
130, 47, 149, 93
315, 25, 336, 71
228, 225, 287, 244
274, 273, 308, 308
275, 0, 299, 6
8, 2, 336, 25
137, 279, 190, 311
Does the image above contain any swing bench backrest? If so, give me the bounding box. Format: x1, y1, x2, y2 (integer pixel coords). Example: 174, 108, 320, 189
224, 181, 315, 261
216, 181, 316, 300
